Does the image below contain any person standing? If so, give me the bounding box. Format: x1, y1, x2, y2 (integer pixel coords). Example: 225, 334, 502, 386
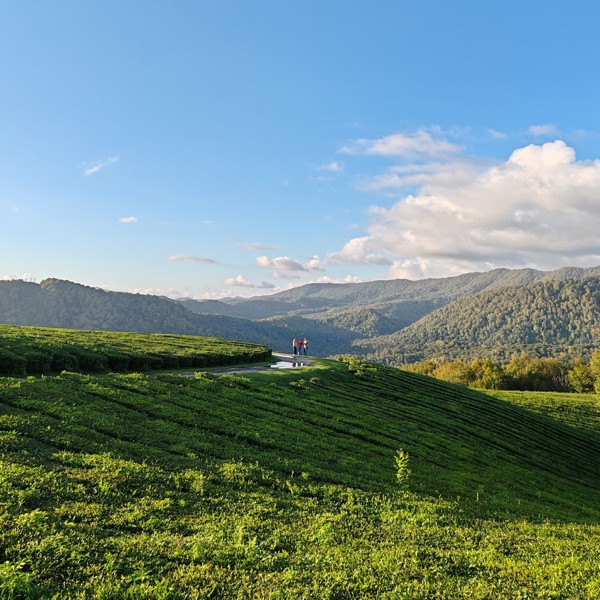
297, 338, 304, 356
292, 338, 297, 356
303, 337, 309, 355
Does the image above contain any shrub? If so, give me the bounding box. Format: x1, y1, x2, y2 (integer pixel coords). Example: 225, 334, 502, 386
395, 448, 411, 489
0, 348, 26, 375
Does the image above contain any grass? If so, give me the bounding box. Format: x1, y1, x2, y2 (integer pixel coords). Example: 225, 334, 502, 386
0, 330, 599, 597
486, 388, 600, 434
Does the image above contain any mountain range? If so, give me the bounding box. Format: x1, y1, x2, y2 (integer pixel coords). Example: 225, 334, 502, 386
1, 265, 600, 362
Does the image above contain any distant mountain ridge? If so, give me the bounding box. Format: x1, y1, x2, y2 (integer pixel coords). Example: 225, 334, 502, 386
1, 265, 600, 360
181, 266, 600, 319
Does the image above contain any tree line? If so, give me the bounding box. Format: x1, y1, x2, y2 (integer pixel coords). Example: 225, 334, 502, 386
403, 351, 600, 393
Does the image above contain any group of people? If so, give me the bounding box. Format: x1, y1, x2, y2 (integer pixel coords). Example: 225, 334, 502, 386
292, 337, 309, 356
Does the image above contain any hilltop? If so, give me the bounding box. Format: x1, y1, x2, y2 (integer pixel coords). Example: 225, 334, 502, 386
0, 328, 599, 596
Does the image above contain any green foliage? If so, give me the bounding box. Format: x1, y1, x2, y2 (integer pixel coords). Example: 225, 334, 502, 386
0, 560, 44, 599
338, 356, 375, 377
591, 348, 600, 393
1, 350, 600, 596
404, 353, 597, 393
568, 358, 595, 393
359, 276, 600, 364
487, 389, 600, 435
0, 325, 271, 375
394, 448, 411, 489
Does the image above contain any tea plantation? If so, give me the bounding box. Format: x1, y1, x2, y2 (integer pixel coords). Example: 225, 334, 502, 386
0, 325, 271, 375
0, 327, 599, 598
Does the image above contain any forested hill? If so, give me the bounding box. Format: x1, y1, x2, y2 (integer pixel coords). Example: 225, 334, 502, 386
0, 278, 294, 350
356, 277, 600, 364
180, 265, 600, 321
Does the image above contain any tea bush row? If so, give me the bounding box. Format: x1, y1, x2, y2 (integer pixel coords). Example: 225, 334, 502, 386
0, 325, 271, 375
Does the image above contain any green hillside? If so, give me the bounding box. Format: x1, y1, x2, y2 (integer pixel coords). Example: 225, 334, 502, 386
0, 325, 271, 376
1, 332, 599, 597
358, 277, 600, 363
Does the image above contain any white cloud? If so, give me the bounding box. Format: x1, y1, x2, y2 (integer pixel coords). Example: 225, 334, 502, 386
83, 155, 120, 176
169, 254, 217, 264
341, 128, 463, 158
270, 271, 302, 280
132, 286, 187, 298
328, 237, 392, 266
488, 129, 508, 139
528, 124, 558, 137
336, 140, 600, 278
118, 216, 138, 223
317, 274, 361, 284
306, 255, 325, 271
237, 242, 281, 251
361, 159, 486, 194
224, 275, 275, 289
256, 255, 306, 271
1, 273, 35, 282
318, 161, 344, 173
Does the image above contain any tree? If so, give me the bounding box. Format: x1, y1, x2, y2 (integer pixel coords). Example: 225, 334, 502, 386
433, 360, 473, 387
590, 349, 600, 394
568, 359, 594, 393
470, 358, 506, 390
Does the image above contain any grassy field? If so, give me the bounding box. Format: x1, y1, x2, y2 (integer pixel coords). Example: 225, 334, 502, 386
0, 330, 599, 597
0, 325, 271, 375
487, 388, 600, 434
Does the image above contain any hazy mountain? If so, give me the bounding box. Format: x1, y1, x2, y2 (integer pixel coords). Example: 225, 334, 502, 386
181, 266, 600, 322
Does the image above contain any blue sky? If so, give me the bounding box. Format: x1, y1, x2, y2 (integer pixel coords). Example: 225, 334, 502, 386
2, 1, 600, 298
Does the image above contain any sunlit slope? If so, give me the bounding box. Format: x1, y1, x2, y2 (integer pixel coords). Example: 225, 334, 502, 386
1, 358, 599, 521
0, 324, 271, 375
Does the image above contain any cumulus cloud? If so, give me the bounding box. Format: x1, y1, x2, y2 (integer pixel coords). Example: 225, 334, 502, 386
335, 140, 600, 278
118, 216, 138, 223
361, 158, 486, 194
83, 156, 119, 176
256, 256, 306, 271
306, 255, 325, 271
224, 275, 275, 289
341, 128, 463, 158
169, 254, 217, 264
328, 237, 392, 266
